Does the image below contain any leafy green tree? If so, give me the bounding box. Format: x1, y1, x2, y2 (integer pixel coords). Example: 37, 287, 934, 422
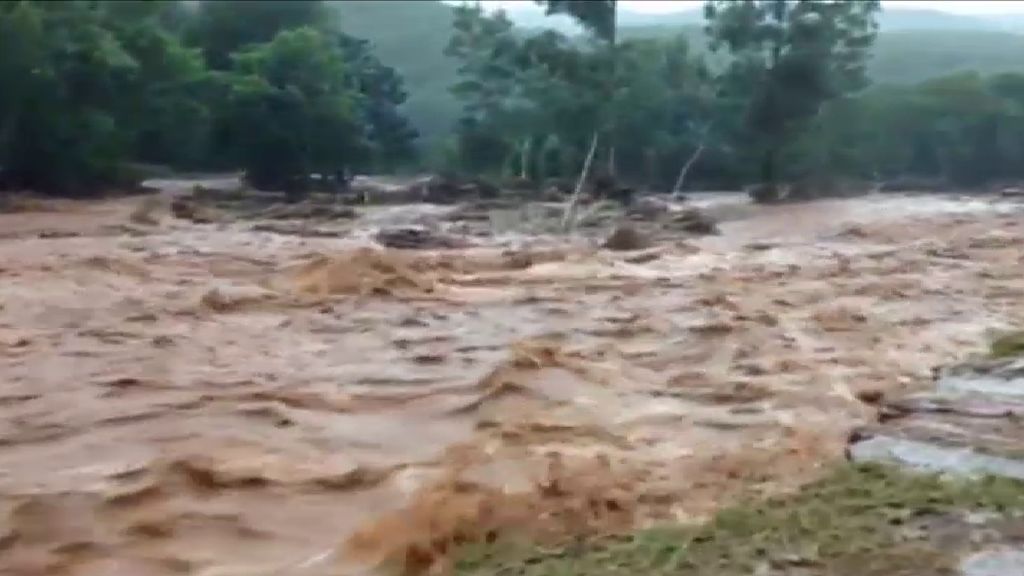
445, 4, 528, 175
100, 0, 213, 169
186, 0, 328, 70
338, 34, 418, 172
221, 27, 362, 197
705, 0, 881, 201
0, 1, 136, 194
611, 35, 712, 189
536, 1, 618, 176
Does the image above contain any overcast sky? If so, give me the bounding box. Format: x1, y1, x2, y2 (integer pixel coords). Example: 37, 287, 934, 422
470, 1, 1024, 15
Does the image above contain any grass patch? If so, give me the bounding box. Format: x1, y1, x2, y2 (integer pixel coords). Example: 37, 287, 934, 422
989, 331, 1024, 359
455, 464, 1024, 576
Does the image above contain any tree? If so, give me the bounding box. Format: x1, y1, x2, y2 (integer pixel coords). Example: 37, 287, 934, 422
221, 27, 363, 197
100, 0, 213, 169
0, 1, 137, 194
445, 4, 532, 176
536, 1, 618, 176
186, 0, 328, 70
338, 34, 419, 172
611, 35, 712, 189
705, 0, 881, 201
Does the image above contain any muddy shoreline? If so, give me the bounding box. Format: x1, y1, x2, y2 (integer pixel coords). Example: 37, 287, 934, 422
1, 187, 1023, 575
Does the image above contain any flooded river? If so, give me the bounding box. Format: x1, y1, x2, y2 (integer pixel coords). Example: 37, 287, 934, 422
1, 191, 1022, 575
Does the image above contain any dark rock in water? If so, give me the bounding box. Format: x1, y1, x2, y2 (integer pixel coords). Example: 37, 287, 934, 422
591, 173, 635, 205
747, 183, 779, 203
170, 197, 221, 223
854, 388, 885, 406
668, 207, 719, 235
170, 197, 197, 220
541, 187, 567, 202
374, 227, 471, 250
606, 186, 636, 205
602, 224, 652, 251
419, 174, 500, 204
628, 196, 671, 220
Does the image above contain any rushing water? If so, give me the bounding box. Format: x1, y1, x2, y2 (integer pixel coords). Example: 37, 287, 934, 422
0, 190, 1022, 575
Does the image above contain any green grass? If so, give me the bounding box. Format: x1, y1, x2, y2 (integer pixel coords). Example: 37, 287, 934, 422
989, 331, 1024, 359
455, 464, 1024, 576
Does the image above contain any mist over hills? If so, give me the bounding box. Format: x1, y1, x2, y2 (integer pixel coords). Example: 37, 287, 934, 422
333, 1, 1024, 145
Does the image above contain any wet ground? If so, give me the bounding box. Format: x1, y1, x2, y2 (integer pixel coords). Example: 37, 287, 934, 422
1, 188, 1024, 575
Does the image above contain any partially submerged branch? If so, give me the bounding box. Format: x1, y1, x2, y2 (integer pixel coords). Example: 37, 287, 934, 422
561, 131, 600, 232
672, 142, 705, 194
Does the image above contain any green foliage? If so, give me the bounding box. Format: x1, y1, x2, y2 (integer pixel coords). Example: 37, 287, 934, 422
705, 0, 881, 199
807, 72, 1024, 187
5, 0, 1024, 197
221, 27, 363, 196
0, 0, 417, 196
0, 1, 138, 193
186, 0, 329, 70
338, 34, 419, 171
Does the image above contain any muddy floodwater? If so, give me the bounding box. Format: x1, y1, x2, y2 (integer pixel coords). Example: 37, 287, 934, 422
1, 190, 1023, 575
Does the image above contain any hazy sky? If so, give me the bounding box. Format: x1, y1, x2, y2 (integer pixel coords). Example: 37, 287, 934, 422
473, 1, 1024, 15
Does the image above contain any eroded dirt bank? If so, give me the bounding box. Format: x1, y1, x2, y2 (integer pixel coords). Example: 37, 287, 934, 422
0, 191, 1022, 575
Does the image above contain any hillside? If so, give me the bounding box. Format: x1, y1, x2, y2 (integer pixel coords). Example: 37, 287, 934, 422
871, 30, 1024, 84
332, 1, 461, 144
334, 1, 1024, 148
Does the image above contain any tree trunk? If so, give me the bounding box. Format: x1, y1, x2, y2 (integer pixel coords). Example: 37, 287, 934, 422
672, 143, 705, 194
562, 131, 599, 232
753, 147, 780, 203
605, 2, 618, 180
520, 138, 531, 180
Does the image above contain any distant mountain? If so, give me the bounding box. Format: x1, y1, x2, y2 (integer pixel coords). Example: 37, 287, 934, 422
871, 29, 1024, 84
336, 1, 1024, 148
876, 8, 991, 31
502, 4, 1024, 33
333, 1, 461, 144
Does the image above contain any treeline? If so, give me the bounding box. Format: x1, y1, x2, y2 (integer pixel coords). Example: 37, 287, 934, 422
3, 0, 1024, 200
0, 0, 416, 196
440, 1, 1024, 199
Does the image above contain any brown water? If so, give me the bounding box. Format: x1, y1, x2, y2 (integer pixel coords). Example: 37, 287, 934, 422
1, 191, 1023, 575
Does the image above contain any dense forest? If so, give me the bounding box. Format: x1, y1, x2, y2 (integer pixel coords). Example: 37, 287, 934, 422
2, 0, 1024, 200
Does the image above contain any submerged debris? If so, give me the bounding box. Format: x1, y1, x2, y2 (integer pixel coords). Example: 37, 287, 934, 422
602, 224, 652, 251
667, 207, 719, 235
375, 227, 473, 250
